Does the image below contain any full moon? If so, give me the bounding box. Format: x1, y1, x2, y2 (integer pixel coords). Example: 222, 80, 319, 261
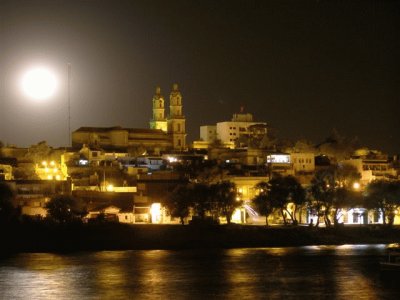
21, 67, 58, 100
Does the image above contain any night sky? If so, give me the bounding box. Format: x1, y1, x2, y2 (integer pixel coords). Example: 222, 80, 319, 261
0, 0, 399, 154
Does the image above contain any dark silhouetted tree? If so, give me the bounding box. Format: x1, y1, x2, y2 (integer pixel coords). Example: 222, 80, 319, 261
45, 195, 85, 223
0, 182, 17, 223
267, 175, 306, 225
253, 181, 274, 225
211, 181, 240, 224
165, 184, 191, 225
365, 180, 400, 226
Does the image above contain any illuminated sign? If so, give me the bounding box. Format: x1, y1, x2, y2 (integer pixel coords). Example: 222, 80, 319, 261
267, 154, 290, 164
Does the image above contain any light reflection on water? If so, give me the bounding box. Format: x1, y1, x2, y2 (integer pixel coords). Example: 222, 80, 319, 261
0, 245, 399, 299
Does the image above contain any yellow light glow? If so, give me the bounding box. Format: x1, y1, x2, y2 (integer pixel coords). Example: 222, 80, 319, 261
106, 184, 114, 192
42, 161, 47, 166
53, 168, 58, 173
353, 182, 360, 190
47, 175, 52, 180
21, 67, 57, 100
231, 208, 243, 223
44, 168, 49, 173
50, 161, 55, 166
150, 203, 162, 223
55, 175, 61, 180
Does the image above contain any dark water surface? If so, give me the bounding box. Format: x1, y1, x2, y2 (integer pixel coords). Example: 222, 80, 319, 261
0, 245, 399, 299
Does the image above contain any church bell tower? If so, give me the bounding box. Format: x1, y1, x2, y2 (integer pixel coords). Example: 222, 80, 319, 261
167, 83, 186, 150
149, 86, 167, 132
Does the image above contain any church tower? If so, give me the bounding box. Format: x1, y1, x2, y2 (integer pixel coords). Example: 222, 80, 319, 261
168, 83, 186, 150
149, 86, 167, 132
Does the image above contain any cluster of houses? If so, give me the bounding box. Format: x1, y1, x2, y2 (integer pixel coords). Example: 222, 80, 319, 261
1, 85, 399, 225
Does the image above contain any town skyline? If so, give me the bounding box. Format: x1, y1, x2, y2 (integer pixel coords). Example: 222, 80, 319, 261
0, 0, 398, 154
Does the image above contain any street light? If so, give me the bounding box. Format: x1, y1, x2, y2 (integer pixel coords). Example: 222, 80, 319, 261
353, 182, 361, 190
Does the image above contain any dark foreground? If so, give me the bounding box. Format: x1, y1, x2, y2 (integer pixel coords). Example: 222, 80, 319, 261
2, 222, 400, 253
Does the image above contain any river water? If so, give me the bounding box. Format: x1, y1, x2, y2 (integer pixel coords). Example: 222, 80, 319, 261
0, 245, 399, 299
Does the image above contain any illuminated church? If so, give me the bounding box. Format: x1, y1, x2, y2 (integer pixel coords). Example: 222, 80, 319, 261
72, 84, 186, 153
149, 83, 186, 150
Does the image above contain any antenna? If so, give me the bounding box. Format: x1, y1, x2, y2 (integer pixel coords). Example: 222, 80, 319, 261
67, 63, 71, 147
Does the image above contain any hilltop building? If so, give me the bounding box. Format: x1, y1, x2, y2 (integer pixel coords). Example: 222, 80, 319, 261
72, 126, 172, 154
195, 109, 267, 149
149, 83, 186, 150
72, 83, 186, 153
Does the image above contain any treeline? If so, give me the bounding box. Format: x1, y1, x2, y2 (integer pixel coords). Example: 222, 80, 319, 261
253, 168, 400, 227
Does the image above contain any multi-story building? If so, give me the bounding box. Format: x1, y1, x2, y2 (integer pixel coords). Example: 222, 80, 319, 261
340, 149, 398, 186
290, 152, 315, 173
199, 109, 267, 148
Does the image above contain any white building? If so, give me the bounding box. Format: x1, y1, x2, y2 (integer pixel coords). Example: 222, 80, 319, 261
290, 152, 315, 173
199, 110, 267, 147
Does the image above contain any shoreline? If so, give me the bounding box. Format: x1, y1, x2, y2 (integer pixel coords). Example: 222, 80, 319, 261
2, 223, 400, 253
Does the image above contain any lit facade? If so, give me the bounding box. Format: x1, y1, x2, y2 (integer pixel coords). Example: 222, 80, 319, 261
149, 86, 168, 132
200, 111, 267, 147
290, 152, 315, 173
0, 164, 13, 180
149, 84, 187, 151
72, 126, 172, 154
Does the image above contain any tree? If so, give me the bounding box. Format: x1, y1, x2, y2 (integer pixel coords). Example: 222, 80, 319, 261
165, 184, 191, 225
267, 175, 306, 225
309, 165, 361, 227
25, 141, 55, 164
0, 182, 17, 223
211, 181, 240, 224
190, 183, 212, 220
309, 169, 335, 227
365, 180, 400, 226
45, 195, 85, 223
253, 181, 274, 225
